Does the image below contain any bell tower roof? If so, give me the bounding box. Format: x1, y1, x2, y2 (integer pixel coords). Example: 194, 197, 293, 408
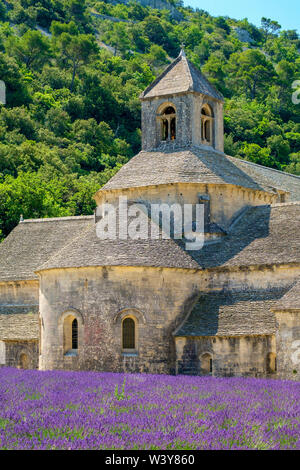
140, 49, 224, 102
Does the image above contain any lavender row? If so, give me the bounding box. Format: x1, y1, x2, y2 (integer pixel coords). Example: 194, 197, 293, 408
0, 368, 299, 450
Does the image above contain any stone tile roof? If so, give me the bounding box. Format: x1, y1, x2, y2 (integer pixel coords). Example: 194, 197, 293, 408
272, 280, 300, 311
227, 157, 300, 202
36, 210, 200, 272
0, 216, 94, 281
175, 288, 289, 337
193, 203, 300, 269
36, 203, 300, 272
1, 202, 300, 277
100, 146, 300, 200
140, 51, 224, 101
0, 313, 38, 340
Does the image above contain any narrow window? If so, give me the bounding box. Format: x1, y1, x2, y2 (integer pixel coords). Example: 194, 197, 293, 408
159, 105, 176, 142
204, 119, 211, 142
122, 317, 135, 350
162, 119, 168, 141
63, 314, 80, 355
170, 117, 176, 140
201, 105, 214, 147
72, 319, 78, 350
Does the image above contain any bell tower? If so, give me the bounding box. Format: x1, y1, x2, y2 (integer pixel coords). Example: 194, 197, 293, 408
140, 49, 224, 152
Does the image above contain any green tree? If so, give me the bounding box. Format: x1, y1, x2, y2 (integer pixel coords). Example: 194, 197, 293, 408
5, 30, 51, 69
0, 53, 29, 106
0, 106, 36, 139
56, 33, 99, 91
128, 1, 148, 21
261, 17, 281, 39
0, 1, 7, 21
103, 23, 131, 56
45, 108, 71, 137
50, 20, 79, 37
227, 49, 275, 99
285, 153, 300, 175
240, 143, 276, 168
0, 172, 71, 237
266, 135, 291, 165
146, 44, 168, 68
202, 53, 227, 96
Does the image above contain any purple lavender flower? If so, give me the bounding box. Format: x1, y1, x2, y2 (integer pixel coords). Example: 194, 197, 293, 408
0, 368, 299, 450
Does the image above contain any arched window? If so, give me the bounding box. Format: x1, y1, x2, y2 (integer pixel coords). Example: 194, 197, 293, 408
159, 105, 176, 142
200, 353, 213, 375
267, 353, 277, 374
201, 105, 214, 146
122, 317, 136, 350
72, 319, 78, 350
63, 314, 79, 355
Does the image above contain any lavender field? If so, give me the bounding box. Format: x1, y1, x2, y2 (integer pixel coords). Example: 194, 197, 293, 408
0, 368, 299, 450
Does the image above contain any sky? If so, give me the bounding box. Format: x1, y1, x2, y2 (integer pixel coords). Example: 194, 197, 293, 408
183, 0, 300, 33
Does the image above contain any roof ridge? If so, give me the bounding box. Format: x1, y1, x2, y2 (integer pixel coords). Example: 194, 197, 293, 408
140, 53, 224, 101
271, 278, 300, 311
21, 215, 94, 224
97, 139, 300, 199
183, 55, 194, 91
187, 59, 224, 101
139, 55, 181, 99
271, 201, 300, 207
227, 154, 300, 181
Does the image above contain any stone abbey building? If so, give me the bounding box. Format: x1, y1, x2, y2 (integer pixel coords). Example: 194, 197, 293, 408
1, 50, 300, 379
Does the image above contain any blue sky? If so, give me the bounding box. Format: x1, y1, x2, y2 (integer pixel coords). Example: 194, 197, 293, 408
183, 0, 300, 33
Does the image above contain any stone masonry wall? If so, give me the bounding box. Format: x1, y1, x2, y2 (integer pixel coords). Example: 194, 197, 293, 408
39, 265, 199, 373
0, 281, 39, 308
141, 94, 223, 152
96, 182, 276, 232
39, 264, 300, 375
4, 340, 39, 369
175, 335, 276, 377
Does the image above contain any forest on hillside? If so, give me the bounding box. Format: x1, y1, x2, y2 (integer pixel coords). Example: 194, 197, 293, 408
0, 0, 299, 239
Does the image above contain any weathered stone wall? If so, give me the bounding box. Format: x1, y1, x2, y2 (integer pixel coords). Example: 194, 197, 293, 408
38, 264, 300, 375
96, 182, 277, 232
142, 94, 193, 150
274, 311, 300, 381
4, 340, 39, 369
0, 281, 39, 368
141, 94, 223, 152
39, 265, 198, 373
175, 335, 276, 377
0, 281, 39, 309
